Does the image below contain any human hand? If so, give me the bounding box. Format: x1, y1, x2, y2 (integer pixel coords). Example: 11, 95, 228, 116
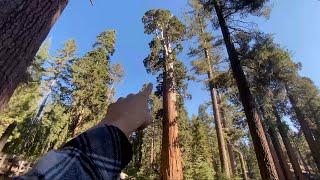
100, 83, 153, 137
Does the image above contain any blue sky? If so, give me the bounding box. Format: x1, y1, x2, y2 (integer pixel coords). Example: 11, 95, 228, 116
48, 0, 320, 117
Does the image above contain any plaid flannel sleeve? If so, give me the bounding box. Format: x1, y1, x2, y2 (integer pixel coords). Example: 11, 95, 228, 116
15, 125, 132, 180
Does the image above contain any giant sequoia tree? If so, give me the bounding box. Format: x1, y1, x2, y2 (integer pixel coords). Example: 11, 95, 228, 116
142, 9, 187, 180
0, 0, 69, 109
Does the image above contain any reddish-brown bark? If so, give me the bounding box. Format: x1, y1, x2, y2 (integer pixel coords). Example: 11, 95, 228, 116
272, 105, 305, 180
268, 127, 294, 180
259, 106, 286, 180
288, 93, 320, 171
160, 62, 183, 180
0, 0, 68, 109
267, 134, 286, 180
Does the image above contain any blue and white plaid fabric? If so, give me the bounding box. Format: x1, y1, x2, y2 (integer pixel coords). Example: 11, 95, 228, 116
15, 125, 132, 180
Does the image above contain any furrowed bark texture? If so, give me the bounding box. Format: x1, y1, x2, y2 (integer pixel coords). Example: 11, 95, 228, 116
259, 106, 286, 180
268, 127, 293, 180
273, 105, 305, 180
212, 1, 279, 179
160, 62, 183, 180
288, 93, 320, 171
266, 132, 286, 180
0, 0, 68, 109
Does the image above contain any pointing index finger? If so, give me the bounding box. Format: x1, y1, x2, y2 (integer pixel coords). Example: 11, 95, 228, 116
139, 83, 153, 98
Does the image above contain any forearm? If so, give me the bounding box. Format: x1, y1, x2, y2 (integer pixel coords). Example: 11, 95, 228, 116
15, 125, 132, 180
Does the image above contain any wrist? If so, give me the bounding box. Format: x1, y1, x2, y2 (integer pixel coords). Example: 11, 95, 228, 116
100, 118, 131, 138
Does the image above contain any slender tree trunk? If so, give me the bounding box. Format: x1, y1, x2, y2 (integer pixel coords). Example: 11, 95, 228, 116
0, 121, 17, 152
0, 0, 68, 109
135, 131, 143, 169
150, 120, 155, 164
202, 26, 230, 176
212, 1, 279, 179
219, 94, 236, 176
72, 112, 84, 138
209, 87, 230, 178
160, 39, 183, 179
33, 79, 56, 123
234, 149, 248, 180
287, 93, 320, 170
226, 141, 236, 175
272, 105, 305, 180
268, 127, 294, 180
204, 55, 230, 177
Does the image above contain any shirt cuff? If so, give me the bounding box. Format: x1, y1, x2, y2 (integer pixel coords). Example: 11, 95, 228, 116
62, 125, 132, 169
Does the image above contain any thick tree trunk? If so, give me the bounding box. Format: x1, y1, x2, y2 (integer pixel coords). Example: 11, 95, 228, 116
287, 94, 320, 171
0, 121, 17, 152
266, 132, 286, 180
160, 61, 183, 180
212, 1, 279, 179
234, 149, 248, 180
259, 106, 286, 180
0, 0, 68, 109
272, 105, 305, 180
268, 127, 294, 180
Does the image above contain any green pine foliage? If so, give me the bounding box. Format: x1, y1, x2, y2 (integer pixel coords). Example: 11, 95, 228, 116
70, 30, 123, 135
178, 103, 194, 180
0, 30, 123, 160
0, 43, 48, 159
190, 105, 215, 179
